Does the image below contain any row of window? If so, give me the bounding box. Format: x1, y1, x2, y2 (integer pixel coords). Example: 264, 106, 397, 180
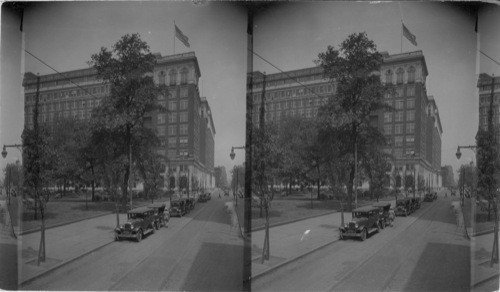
385, 66, 416, 84
157, 124, 189, 136
158, 68, 189, 86
157, 112, 188, 124
391, 135, 415, 147
479, 95, 500, 105
255, 97, 328, 111
384, 86, 415, 98
26, 109, 93, 124
384, 110, 415, 123
252, 74, 325, 89
28, 99, 102, 113
254, 107, 319, 123
26, 85, 110, 103
384, 123, 415, 135
158, 87, 189, 100
252, 84, 333, 102
384, 98, 415, 110
162, 100, 189, 111
160, 137, 189, 148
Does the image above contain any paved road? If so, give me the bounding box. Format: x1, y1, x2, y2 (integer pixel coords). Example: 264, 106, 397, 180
21, 193, 244, 291
252, 195, 471, 291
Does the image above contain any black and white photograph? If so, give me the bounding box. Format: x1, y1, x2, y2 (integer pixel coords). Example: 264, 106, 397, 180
1, 1, 500, 291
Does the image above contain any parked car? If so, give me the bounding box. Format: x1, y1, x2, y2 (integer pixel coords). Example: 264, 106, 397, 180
170, 200, 187, 217
206, 193, 212, 200
186, 198, 196, 211
372, 202, 392, 228
339, 206, 381, 241
147, 202, 169, 229
411, 197, 421, 210
198, 194, 208, 202
115, 207, 156, 242
395, 198, 413, 216
424, 193, 434, 202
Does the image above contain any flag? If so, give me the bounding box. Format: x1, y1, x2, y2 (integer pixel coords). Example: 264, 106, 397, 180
175, 25, 190, 48
402, 23, 417, 46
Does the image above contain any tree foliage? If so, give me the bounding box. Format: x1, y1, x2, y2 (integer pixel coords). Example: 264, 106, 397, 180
316, 32, 388, 209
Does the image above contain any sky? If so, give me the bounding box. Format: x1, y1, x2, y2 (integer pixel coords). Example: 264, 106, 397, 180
0, 2, 247, 181
252, 2, 500, 180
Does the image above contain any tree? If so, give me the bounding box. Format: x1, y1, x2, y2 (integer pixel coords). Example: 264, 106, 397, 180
361, 148, 391, 202
316, 32, 389, 210
89, 33, 167, 209
135, 128, 165, 203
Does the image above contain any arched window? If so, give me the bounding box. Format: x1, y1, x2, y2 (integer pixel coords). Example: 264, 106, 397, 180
407, 66, 416, 83
159, 71, 165, 85
396, 68, 404, 84
385, 70, 393, 84
169, 69, 177, 86
180, 68, 189, 85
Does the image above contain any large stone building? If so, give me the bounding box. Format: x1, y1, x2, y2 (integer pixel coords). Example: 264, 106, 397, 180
23, 51, 215, 191
477, 73, 500, 136
248, 50, 442, 191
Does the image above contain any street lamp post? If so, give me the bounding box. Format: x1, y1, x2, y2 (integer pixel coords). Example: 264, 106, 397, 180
230, 146, 245, 207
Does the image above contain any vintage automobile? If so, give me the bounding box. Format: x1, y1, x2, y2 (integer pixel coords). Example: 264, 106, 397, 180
186, 198, 196, 211
395, 198, 413, 216
147, 202, 169, 229
372, 202, 392, 228
114, 207, 156, 242
424, 193, 434, 202
411, 197, 421, 210
339, 206, 381, 241
170, 200, 187, 217
198, 194, 208, 202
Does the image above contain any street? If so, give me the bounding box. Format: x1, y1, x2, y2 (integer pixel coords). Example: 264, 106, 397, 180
21, 192, 244, 291
252, 194, 471, 291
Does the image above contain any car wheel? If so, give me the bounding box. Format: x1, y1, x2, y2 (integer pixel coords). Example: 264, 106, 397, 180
136, 230, 143, 242
360, 229, 367, 241
115, 234, 121, 241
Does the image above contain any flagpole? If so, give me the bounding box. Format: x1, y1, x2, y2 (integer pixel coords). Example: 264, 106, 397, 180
173, 20, 176, 55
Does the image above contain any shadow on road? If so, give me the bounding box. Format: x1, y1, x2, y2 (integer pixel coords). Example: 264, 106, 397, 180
181, 242, 244, 291
404, 242, 470, 292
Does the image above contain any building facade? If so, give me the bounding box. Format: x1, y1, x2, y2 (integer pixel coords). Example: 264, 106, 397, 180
248, 50, 442, 191
477, 73, 500, 136
23, 51, 215, 191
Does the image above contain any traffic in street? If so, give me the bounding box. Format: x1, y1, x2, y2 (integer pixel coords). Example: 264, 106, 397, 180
21, 190, 244, 291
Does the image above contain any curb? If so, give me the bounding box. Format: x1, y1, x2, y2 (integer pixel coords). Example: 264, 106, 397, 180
250, 237, 340, 281
251, 210, 338, 232
20, 237, 115, 286
473, 270, 500, 288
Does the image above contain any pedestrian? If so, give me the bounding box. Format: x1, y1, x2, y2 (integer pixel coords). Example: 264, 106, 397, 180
389, 208, 395, 227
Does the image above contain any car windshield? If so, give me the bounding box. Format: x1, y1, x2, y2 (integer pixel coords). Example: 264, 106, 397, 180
353, 212, 369, 218
128, 212, 145, 219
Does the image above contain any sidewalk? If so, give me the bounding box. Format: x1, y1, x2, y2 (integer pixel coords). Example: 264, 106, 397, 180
19, 212, 128, 285
251, 211, 347, 279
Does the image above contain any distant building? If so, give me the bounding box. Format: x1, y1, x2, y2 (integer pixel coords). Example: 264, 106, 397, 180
441, 165, 455, 188
248, 50, 442, 191
214, 166, 228, 188
23, 52, 215, 191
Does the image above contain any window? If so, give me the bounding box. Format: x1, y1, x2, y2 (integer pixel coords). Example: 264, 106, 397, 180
395, 148, 403, 157
384, 124, 392, 135
407, 85, 415, 97
406, 110, 415, 121
395, 136, 403, 147
407, 67, 416, 83
395, 87, 404, 97
406, 123, 415, 134
395, 100, 404, 110
180, 68, 188, 85
395, 124, 403, 134
179, 124, 188, 135
159, 71, 166, 85
168, 137, 177, 147
157, 114, 166, 124
385, 70, 393, 84
179, 137, 188, 145
180, 112, 188, 122
395, 111, 404, 122
407, 99, 415, 109
396, 68, 404, 84
168, 149, 177, 157
168, 125, 177, 135
180, 87, 188, 98
384, 113, 393, 123
169, 90, 177, 99
169, 69, 177, 86
406, 136, 415, 145
168, 101, 177, 111
168, 113, 177, 123
180, 100, 188, 110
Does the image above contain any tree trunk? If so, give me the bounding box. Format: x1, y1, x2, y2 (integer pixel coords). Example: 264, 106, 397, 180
491, 200, 499, 266
91, 164, 96, 202
347, 163, 355, 211
261, 198, 270, 263
37, 200, 46, 265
